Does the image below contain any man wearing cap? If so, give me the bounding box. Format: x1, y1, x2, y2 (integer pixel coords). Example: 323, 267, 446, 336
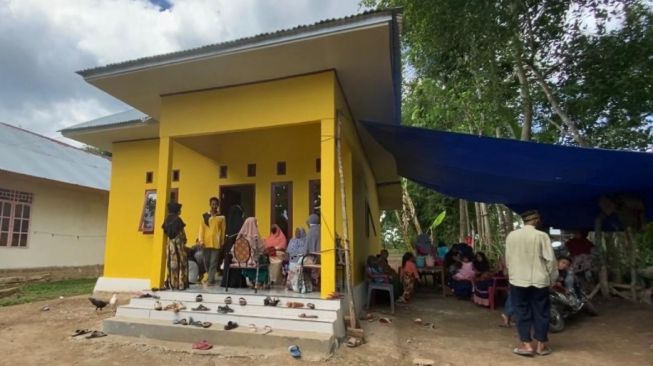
505, 210, 558, 357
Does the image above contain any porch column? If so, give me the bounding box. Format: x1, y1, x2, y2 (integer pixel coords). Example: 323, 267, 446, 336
150, 136, 173, 288
320, 118, 336, 298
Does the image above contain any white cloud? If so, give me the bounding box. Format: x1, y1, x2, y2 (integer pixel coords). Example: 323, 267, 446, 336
0, 0, 363, 141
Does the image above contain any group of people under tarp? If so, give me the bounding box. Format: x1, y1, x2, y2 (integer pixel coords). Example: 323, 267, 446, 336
160, 197, 321, 292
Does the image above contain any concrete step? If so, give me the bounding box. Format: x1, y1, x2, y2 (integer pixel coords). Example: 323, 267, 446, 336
128, 298, 338, 320
148, 291, 341, 311
104, 317, 335, 354
116, 306, 336, 334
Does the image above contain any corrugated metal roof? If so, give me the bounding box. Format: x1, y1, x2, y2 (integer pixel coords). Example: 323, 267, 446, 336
77, 8, 401, 78
0, 123, 110, 191
60, 109, 152, 132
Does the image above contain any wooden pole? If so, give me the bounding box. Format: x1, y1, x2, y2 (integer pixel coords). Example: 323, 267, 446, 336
336, 117, 357, 330
624, 227, 638, 302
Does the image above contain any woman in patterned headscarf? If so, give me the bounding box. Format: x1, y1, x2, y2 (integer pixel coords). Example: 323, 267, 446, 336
162, 202, 188, 290
233, 217, 268, 287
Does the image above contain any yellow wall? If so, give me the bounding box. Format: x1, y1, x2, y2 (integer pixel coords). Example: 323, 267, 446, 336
160, 72, 335, 138
334, 83, 382, 285
104, 139, 217, 279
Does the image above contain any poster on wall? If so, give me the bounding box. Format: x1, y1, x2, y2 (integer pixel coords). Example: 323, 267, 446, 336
139, 189, 157, 233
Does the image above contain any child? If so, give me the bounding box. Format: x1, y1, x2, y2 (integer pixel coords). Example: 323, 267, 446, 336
397, 252, 422, 303
453, 255, 475, 281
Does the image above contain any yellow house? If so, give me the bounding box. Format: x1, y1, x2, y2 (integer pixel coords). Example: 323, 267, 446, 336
62, 10, 402, 301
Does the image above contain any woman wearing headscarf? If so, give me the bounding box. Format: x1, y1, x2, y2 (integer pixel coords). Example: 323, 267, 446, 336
233, 217, 268, 288
162, 202, 188, 290
304, 214, 321, 287
286, 228, 309, 292
220, 205, 246, 288
264, 224, 287, 285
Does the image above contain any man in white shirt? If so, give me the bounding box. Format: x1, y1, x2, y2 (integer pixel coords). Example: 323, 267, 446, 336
505, 210, 557, 357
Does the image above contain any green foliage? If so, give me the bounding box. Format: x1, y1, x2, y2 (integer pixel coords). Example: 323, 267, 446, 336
0, 278, 96, 307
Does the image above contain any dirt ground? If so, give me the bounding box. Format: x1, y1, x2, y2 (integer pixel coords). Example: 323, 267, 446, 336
0, 290, 652, 366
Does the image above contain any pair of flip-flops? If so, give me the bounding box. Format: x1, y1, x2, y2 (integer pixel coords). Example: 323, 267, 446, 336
239, 297, 247, 306
174, 317, 212, 328
264, 297, 280, 306
224, 321, 238, 330
224, 296, 232, 304
217, 305, 234, 314
191, 304, 210, 311
298, 313, 318, 319
513, 347, 553, 357
192, 340, 212, 350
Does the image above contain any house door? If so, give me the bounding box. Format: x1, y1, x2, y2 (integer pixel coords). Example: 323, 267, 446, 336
271, 182, 292, 239
219, 184, 255, 229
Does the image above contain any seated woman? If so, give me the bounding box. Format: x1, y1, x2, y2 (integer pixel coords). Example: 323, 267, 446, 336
397, 252, 422, 303
286, 228, 312, 293
305, 214, 321, 286
472, 251, 497, 307
264, 224, 287, 285
374, 251, 402, 297
231, 217, 268, 288
446, 250, 474, 299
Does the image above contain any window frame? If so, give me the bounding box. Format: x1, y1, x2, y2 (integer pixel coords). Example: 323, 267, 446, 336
0, 188, 33, 249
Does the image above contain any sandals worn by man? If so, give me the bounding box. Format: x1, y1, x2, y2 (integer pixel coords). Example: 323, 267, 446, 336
512, 347, 535, 357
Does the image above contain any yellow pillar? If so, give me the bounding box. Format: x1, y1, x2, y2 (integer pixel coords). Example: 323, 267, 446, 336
150, 136, 173, 288
320, 118, 336, 298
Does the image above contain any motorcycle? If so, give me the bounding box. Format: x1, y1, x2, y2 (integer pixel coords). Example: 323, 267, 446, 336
549, 284, 598, 333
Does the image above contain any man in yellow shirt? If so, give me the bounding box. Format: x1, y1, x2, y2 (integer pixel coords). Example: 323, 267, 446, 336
198, 197, 226, 285
506, 209, 557, 357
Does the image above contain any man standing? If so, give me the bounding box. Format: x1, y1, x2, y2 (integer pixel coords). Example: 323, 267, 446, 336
198, 197, 226, 285
505, 210, 557, 357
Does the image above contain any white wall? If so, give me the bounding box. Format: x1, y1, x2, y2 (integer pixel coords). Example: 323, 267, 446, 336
0, 171, 108, 269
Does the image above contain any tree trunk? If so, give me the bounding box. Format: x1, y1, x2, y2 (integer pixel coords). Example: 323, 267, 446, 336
335, 118, 356, 329
495, 204, 506, 243
594, 216, 610, 297
514, 58, 533, 141
527, 63, 589, 147
625, 227, 638, 301
474, 202, 483, 251
395, 210, 413, 251
401, 183, 423, 236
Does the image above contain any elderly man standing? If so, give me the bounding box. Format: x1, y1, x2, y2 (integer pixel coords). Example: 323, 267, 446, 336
505, 210, 557, 357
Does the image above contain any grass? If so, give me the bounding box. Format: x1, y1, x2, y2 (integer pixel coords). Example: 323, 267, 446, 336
0, 278, 96, 307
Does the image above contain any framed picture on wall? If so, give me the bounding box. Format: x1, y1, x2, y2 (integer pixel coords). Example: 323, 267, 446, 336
139, 189, 157, 233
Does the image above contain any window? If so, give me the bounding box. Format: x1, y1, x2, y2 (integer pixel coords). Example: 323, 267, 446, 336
145, 171, 153, 184
247, 164, 256, 177
270, 182, 292, 239
308, 180, 321, 216
0, 189, 33, 247
276, 161, 286, 175
219, 165, 228, 179
172, 170, 180, 182
316, 158, 321, 173
138, 188, 178, 234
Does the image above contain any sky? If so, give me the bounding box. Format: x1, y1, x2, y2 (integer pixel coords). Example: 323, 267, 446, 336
0, 0, 364, 143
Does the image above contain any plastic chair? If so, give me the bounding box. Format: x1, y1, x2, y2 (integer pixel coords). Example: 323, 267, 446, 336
489, 276, 509, 310
365, 267, 395, 314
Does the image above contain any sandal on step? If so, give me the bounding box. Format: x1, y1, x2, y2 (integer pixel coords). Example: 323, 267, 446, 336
224, 296, 232, 305
195, 294, 203, 302
192, 304, 210, 311
345, 336, 362, 348
307, 303, 315, 310
239, 297, 247, 306
217, 305, 233, 314
298, 313, 318, 319
201, 321, 212, 328
262, 325, 272, 335
154, 301, 163, 311
85, 331, 107, 339
248, 324, 257, 332
224, 321, 238, 330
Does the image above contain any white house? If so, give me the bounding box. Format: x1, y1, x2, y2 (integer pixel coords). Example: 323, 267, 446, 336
0, 122, 110, 272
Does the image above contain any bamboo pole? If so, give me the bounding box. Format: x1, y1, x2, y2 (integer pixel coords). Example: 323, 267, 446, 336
594, 215, 610, 297
335, 117, 357, 330
624, 227, 638, 302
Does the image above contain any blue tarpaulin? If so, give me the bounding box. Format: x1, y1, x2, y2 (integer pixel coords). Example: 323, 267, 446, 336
361, 121, 653, 230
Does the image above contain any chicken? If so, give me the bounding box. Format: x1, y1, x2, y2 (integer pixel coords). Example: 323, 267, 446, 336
88, 297, 109, 311
109, 293, 118, 310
